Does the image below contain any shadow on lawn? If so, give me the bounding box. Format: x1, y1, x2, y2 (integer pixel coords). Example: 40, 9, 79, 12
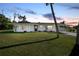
0, 36, 59, 50
69, 44, 79, 56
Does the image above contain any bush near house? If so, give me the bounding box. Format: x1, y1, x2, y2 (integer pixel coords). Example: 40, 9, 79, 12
0, 30, 14, 33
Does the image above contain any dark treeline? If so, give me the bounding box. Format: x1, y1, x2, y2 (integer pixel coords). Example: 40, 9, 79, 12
0, 14, 13, 30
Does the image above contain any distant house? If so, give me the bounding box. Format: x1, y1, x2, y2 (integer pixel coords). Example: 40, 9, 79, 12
58, 21, 67, 31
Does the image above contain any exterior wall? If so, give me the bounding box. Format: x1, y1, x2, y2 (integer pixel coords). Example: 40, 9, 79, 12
47, 25, 56, 32
38, 25, 46, 31
38, 24, 56, 32
28, 24, 34, 32
13, 24, 35, 32
58, 27, 66, 31
14, 24, 24, 32
58, 24, 67, 32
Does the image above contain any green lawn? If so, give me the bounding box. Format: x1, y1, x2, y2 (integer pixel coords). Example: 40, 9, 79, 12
0, 32, 76, 56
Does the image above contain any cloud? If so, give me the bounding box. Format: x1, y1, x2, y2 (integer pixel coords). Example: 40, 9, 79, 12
24, 9, 36, 14
43, 13, 62, 20
55, 3, 79, 11
61, 3, 79, 10
43, 13, 53, 20
69, 6, 79, 10
11, 7, 36, 15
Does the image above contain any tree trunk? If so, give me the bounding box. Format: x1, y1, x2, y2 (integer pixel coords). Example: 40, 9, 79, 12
50, 3, 59, 38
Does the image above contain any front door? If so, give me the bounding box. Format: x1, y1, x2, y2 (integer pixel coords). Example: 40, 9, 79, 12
34, 25, 38, 31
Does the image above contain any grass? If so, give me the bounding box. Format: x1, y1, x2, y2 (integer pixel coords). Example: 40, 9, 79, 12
0, 32, 76, 56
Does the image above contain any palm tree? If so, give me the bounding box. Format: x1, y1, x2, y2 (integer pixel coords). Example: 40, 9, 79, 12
18, 15, 25, 21
18, 15, 23, 20
18, 15, 30, 23
46, 3, 59, 38
22, 15, 26, 22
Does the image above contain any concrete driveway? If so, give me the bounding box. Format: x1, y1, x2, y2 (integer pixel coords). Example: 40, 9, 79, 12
59, 31, 76, 36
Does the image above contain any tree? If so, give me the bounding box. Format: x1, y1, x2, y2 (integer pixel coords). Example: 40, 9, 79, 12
69, 23, 79, 56
76, 24, 79, 45
46, 3, 59, 38
18, 15, 26, 21
0, 14, 12, 30
22, 15, 26, 21
60, 21, 65, 24
18, 15, 23, 20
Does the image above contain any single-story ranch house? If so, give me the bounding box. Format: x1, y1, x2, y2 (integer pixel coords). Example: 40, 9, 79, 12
13, 20, 66, 32
13, 21, 56, 32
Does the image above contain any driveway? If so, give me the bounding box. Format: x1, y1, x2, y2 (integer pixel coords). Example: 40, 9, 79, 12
59, 31, 76, 36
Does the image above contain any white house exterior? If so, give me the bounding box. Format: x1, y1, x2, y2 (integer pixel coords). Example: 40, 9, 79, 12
13, 22, 56, 32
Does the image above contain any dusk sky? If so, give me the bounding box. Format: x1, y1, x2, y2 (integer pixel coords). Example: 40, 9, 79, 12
0, 3, 79, 23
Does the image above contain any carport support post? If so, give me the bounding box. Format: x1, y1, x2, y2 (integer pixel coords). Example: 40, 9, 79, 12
76, 24, 79, 45
45, 25, 47, 32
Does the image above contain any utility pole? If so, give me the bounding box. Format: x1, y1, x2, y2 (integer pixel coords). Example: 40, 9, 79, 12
46, 3, 59, 38
50, 3, 59, 38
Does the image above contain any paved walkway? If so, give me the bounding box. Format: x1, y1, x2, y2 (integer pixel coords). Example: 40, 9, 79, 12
59, 31, 76, 36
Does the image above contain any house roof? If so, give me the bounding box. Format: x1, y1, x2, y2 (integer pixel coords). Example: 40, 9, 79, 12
13, 21, 62, 25
13, 22, 55, 26
18, 20, 30, 23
